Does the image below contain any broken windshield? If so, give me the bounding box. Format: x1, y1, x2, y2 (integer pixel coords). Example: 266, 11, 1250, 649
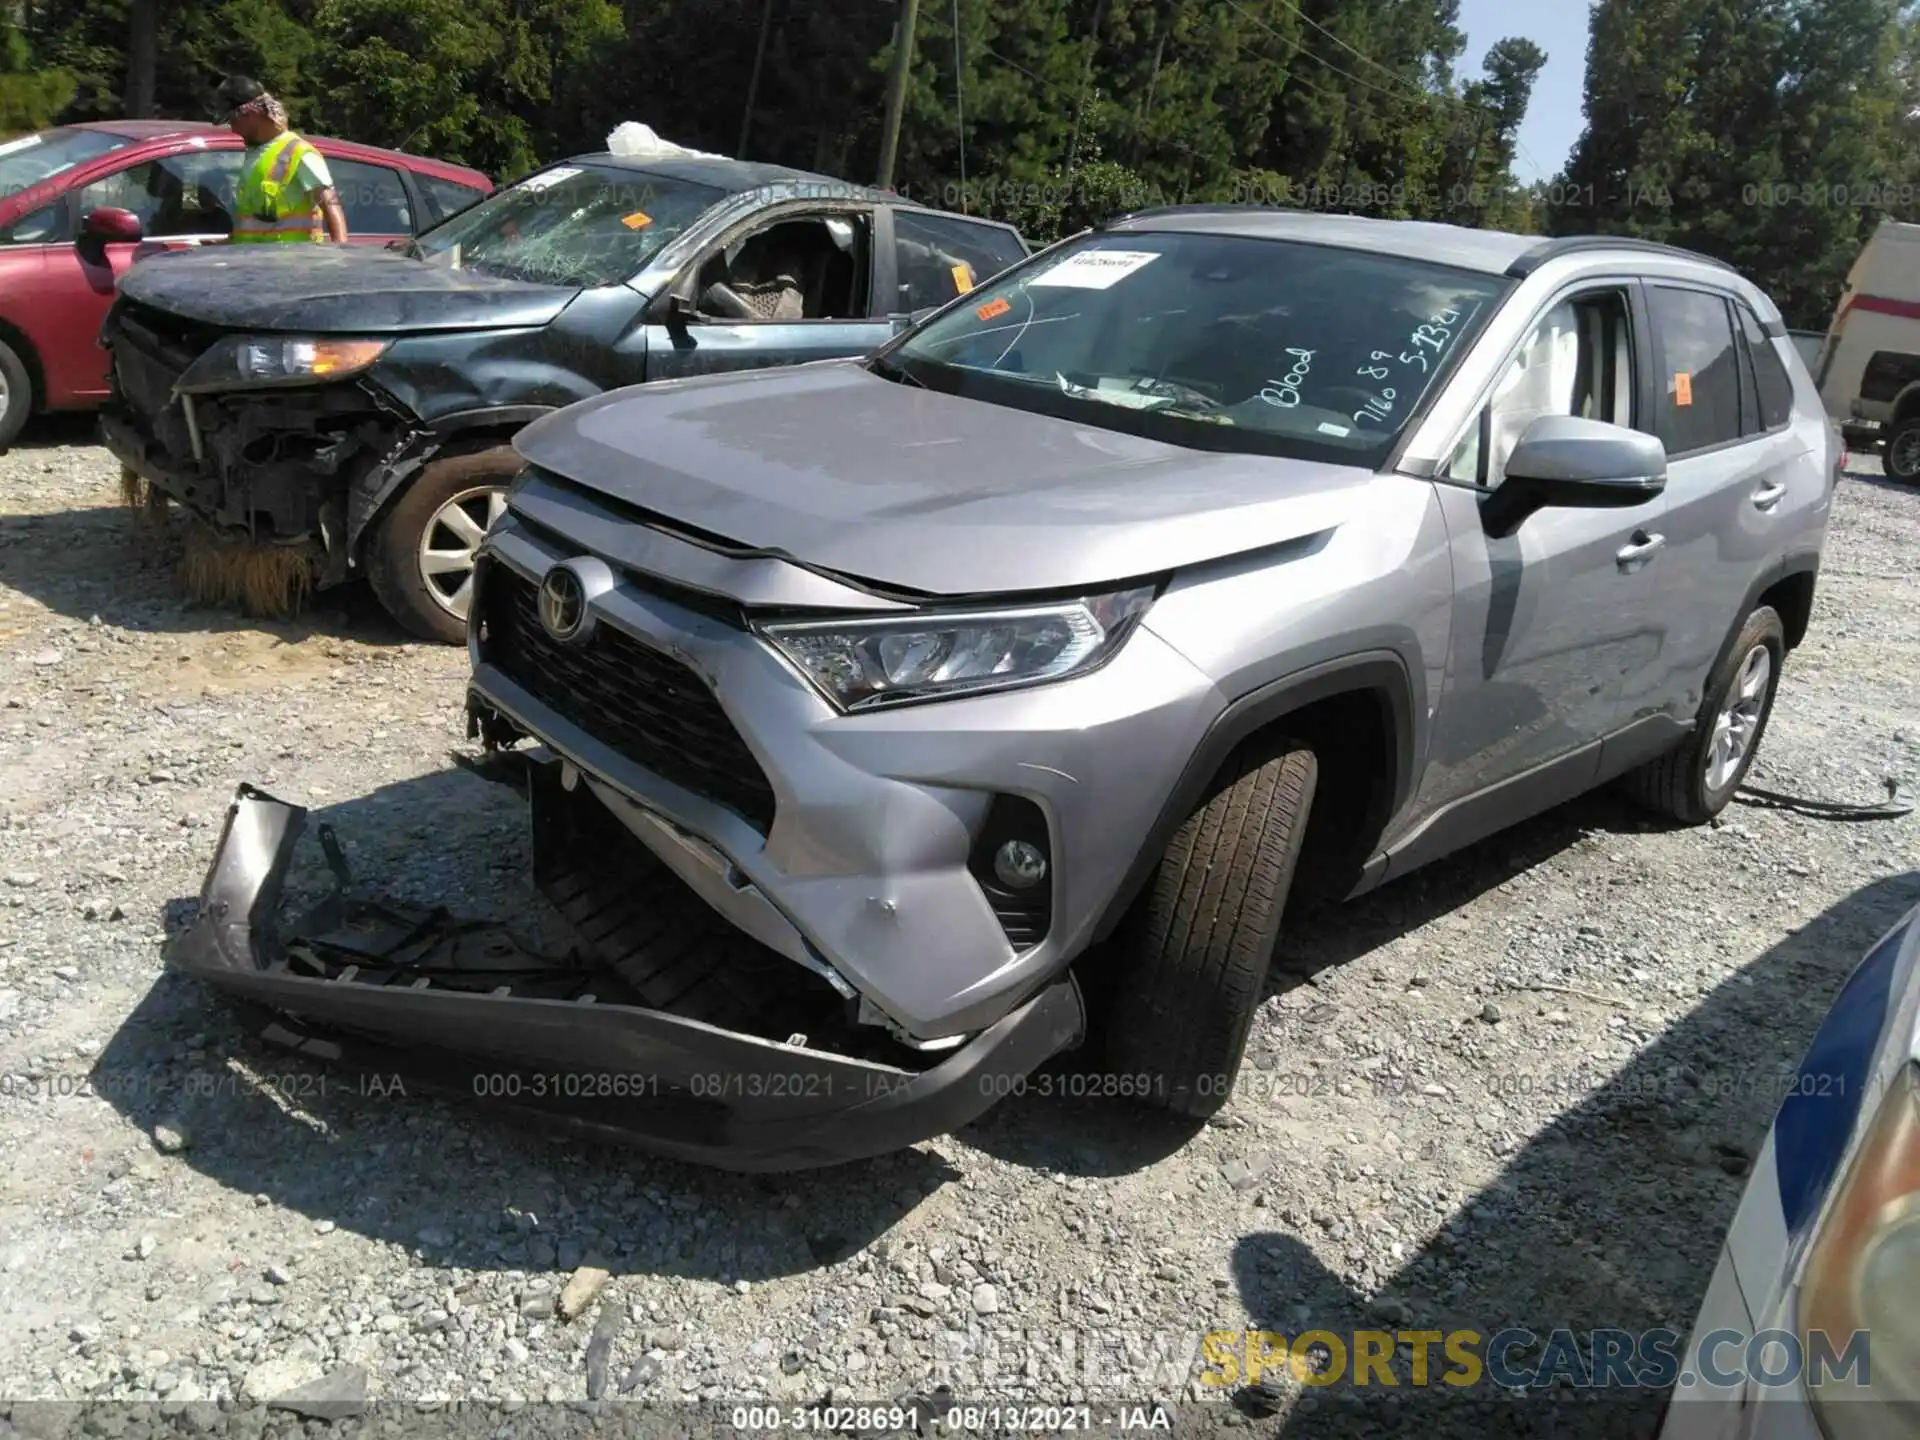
880, 230, 1512, 465
408, 163, 724, 288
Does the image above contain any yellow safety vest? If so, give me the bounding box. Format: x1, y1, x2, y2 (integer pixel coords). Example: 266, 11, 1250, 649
232, 132, 323, 243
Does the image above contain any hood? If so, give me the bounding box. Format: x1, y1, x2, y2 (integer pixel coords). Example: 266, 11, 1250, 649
116, 245, 575, 334
512, 361, 1374, 597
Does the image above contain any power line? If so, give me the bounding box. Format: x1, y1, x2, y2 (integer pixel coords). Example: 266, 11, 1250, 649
1224, 0, 1554, 186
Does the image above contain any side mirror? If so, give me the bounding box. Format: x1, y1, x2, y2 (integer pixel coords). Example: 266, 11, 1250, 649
78, 206, 143, 265
887, 307, 938, 335
1481, 414, 1667, 539
663, 291, 697, 333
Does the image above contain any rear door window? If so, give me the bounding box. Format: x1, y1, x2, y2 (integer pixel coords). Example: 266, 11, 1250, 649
331, 159, 413, 235
893, 209, 1028, 312
1647, 285, 1743, 455
1735, 304, 1794, 432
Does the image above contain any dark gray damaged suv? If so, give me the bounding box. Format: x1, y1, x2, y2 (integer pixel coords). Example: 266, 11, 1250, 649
170, 208, 1839, 1170
100, 152, 1026, 642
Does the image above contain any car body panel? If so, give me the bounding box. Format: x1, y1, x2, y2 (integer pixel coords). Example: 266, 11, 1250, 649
0, 121, 491, 413
512, 361, 1383, 598
115, 245, 576, 334
163, 776, 1086, 1172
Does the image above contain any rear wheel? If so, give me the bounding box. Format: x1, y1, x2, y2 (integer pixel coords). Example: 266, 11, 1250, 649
1885, 418, 1920, 481
1100, 740, 1318, 1119
0, 338, 33, 450
1622, 606, 1784, 824
365, 446, 519, 644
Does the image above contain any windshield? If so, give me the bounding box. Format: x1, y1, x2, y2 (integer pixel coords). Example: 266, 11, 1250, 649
408, 163, 725, 288
882, 230, 1511, 464
0, 128, 133, 202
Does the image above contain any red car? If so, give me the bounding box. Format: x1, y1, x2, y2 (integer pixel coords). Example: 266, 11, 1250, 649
0, 120, 491, 446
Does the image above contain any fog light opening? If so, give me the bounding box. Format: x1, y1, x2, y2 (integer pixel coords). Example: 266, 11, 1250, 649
993, 839, 1048, 889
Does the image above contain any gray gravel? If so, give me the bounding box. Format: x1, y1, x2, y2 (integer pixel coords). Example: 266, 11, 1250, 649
0, 423, 1915, 1437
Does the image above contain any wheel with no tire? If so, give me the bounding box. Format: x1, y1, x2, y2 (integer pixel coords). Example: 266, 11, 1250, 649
0, 337, 33, 450
366, 446, 520, 644
1885, 418, 1920, 481
1100, 741, 1319, 1119
1622, 606, 1784, 824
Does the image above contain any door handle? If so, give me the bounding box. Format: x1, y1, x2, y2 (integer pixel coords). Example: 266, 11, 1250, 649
1616, 532, 1665, 567
1751, 481, 1787, 510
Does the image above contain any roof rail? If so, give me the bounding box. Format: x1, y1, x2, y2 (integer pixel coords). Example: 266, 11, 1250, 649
1103, 203, 1271, 227
1508, 235, 1740, 279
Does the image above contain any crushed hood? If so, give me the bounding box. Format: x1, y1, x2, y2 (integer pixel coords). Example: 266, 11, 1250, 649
116, 245, 576, 335
511, 360, 1373, 597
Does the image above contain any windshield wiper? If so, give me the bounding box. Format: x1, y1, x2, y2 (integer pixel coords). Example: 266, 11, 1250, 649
869, 353, 927, 388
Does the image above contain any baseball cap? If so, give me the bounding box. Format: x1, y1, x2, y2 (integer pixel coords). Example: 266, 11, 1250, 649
215, 76, 268, 117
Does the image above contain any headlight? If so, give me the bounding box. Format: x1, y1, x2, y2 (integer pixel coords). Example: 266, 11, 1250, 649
1801, 1062, 1920, 1432
174, 335, 390, 394
757, 587, 1155, 712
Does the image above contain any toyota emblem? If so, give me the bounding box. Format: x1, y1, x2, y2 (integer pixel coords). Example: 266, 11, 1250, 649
537, 565, 590, 643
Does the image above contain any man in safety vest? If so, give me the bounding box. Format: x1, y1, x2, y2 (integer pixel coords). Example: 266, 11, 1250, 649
216, 76, 349, 244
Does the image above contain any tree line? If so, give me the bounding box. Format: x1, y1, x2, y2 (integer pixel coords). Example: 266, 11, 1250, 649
0, 0, 1913, 328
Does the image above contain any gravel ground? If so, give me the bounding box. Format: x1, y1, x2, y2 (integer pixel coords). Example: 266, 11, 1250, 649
0, 422, 1915, 1439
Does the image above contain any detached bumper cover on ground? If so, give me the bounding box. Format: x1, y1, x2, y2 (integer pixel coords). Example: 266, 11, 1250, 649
164, 774, 1085, 1171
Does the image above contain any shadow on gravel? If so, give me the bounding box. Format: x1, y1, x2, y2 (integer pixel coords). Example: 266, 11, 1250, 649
1224, 870, 1920, 1439
0, 498, 412, 644
87, 767, 958, 1288
5, 411, 103, 450
965, 787, 1659, 1180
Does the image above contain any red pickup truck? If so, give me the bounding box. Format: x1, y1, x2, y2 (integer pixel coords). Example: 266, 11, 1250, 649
0, 119, 491, 446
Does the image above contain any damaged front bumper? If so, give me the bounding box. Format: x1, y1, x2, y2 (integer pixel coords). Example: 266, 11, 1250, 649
101, 308, 426, 586
164, 763, 1085, 1172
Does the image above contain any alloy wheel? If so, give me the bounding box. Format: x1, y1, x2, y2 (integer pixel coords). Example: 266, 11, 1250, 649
1892, 430, 1920, 479
417, 484, 508, 622
1706, 643, 1771, 793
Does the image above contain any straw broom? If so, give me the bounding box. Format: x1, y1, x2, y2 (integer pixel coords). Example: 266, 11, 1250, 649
178, 522, 317, 619
116, 467, 316, 619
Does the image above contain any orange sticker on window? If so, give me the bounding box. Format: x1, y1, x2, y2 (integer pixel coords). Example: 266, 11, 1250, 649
621, 211, 652, 229
976, 296, 1011, 321
1674, 371, 1694, 406
951, 261, 976, 293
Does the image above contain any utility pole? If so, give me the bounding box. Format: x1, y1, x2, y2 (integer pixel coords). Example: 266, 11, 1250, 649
738, 0, 777, 157
876, 0, 922, 191
1064, 0, 1110, 177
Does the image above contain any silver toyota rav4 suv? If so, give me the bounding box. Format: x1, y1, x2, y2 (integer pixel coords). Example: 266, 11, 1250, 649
173, 207, 1838, 1170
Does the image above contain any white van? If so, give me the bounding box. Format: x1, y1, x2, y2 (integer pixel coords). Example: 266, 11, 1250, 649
1810, 217, 1920, 478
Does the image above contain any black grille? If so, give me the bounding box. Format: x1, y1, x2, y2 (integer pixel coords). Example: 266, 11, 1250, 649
480, 564, 777, 832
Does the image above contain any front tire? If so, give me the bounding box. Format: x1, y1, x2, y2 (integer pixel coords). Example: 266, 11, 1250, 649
1101, 740, 1318, 1119
0, 338, 34, 450
1622, 606, 1785, 824
366, 445, 520, 644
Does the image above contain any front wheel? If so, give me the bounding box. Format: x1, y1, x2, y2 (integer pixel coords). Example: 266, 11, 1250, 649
0, 337, 33, 450
1622, 606, 1785, 824
365, 446, 520, 644
1099, 740, 1319, 1119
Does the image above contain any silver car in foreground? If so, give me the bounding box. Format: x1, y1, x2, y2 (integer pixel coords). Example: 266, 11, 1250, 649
171, 208, 1838, 1169
1662, 895, 1920, 1438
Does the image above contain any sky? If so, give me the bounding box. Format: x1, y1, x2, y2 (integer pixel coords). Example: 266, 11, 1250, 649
1455, 0, 1591, 182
